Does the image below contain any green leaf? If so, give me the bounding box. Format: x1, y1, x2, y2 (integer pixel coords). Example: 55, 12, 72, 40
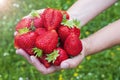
18, 27, 30, 34
30, 10, 40, 18
33, 47, 43, 57
46, 50, 59, 63
73, 19, 81, 28
61, 14, 81, 28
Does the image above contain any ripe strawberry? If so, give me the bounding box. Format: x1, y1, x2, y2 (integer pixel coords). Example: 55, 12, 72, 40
58, 26, 70, 42
15, 17, 32, 31
64, 33, 82, 56
33, 16, 43, 28
25, 48, 34, 55
35, 28, 46, 37
30, 10, 44, 28
14, 32, 37, 50
58, 26, 80, 43
38, 55, 51, 68
46, 48, 68, 66
70, 27, 80, 37
54, 48, 68, 66
35, 30, 58, 54
42, 8, 63, 30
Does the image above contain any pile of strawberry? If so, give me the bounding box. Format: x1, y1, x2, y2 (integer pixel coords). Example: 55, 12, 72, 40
14, 8, 82, 68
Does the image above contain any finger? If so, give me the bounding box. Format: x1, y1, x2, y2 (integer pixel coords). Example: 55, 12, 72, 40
60, 53, 85, 69
14, 31, 18, 36
30, 56, 59, 74
16, 49, 32, 63
37, 9, 45, 14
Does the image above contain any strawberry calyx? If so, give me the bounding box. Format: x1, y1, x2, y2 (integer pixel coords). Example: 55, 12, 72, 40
33, 47, 43, 57
30, 10, 40, 18
61, 14, 80, 28
46, 50, 59, 63
18, 27, 30, 35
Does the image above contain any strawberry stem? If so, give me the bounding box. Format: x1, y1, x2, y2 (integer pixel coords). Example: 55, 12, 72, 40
33, 47, 43, 57
46, 50, 59, 63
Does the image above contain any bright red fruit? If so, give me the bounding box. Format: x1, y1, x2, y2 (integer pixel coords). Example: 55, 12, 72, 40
58, 26, 70, 42
58, 26, 80, 43
16, 17, 32, 31
53, 48, 68, 66
64, 33, 82, 56
33, 15, 43, 28
35, 30, 58, 54
42, 8, 63, 30
25, 48, 34, 55
35, 28, 46, 37
70, 27, 80, 37
38, 55, 51, 68
14, 32, 37, 50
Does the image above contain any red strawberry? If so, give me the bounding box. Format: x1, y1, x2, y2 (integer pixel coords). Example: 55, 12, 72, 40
64, 33, 82, 56
33, 16, 43, 28
54, 48, 68, 66
14, 32, 37, 50
42, 8, 63, 30
46, 48, 68, 66
38, 55, 51, 68
35, 30, 58, 54
58, 26, 80, 43
30, 11, 44, 28
58, 26, 70, 42
35, 28, 47, 37
15, 17, 32, 31
25, 48, 34, 55
70, 27, 80, 37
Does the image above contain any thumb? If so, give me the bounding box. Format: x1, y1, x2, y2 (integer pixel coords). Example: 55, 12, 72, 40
60, 54, 85, 69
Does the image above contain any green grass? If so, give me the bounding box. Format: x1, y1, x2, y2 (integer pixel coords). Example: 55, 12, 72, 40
0, 0, 120, 80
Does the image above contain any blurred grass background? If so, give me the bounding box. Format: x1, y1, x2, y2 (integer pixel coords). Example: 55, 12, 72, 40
0, 0, 120, 80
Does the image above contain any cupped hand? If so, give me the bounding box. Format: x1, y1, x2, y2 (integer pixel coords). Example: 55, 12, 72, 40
16, 40, 87, 74
14, 9, 87, 74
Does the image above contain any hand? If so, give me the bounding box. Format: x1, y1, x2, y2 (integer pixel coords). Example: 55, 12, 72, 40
16, 40, 87, 74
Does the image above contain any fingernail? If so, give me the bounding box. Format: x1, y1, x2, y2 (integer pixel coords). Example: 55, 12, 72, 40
16, 49, 21, 54
61, 62, 69, 69
30, 56, 35, 63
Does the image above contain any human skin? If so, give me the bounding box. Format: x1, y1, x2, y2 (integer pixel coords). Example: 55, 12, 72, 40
16, 0, 118, 74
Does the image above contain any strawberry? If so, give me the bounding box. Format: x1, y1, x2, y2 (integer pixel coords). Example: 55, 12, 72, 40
59, 18, 81, 42
58, 26, 70, 42
38, 55, 51, 68
64, 33, 82, 56
33, 17, 43, 28
46, 48, 68, 66
54, 48, 68, 66
30, 10, 44, 28
15, 17, 32, 32
25, 48, 34, 55
58, 25, 80, 44
42, 8, 63, 30
32, 47, 51, 68
14, 31, 37, 50
35, 30, 58, 54
70, 27, 80, 37
35, 28, 47, 37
